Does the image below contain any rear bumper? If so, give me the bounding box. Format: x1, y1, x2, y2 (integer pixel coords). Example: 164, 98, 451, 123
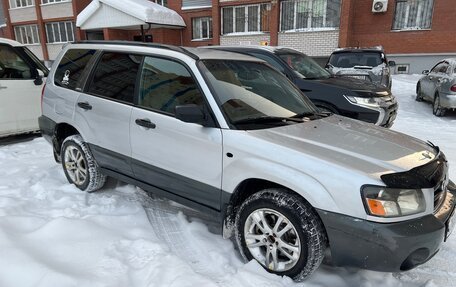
317, 182, 456, 272
440, 93, 456, 109
38, 115, 56, 144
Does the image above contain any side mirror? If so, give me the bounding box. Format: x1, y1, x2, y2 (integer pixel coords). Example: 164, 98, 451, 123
175, 104, 206, 125
34, 75, 43, 86
422, 70, 430, 75
388, 61, 396, 67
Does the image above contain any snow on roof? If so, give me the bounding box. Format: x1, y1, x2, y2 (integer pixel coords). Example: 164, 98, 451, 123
76, 0, 185, 30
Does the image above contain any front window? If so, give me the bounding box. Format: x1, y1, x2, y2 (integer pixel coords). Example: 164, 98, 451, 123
278, 52, 331, 79
9, 0, 34, 8
192, 17, 213, 40
153, 0, 168, 7
45, 21, 75, 43
328, 52, 385, 69
392, 0, 434, 30
0, 45, 32, 79
222, 4, 270, 35
280, 0, 341, 31
14, 25, 40, 45
41, 0, 70, 4
200, 60, 318, 129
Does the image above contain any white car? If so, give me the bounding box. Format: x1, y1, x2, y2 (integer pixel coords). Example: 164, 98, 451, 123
0, 38, 49, 137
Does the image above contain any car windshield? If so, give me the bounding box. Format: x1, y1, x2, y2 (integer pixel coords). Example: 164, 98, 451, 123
277, 52, 331, 79
329, 52, 384, 68
199, 60, 320, 129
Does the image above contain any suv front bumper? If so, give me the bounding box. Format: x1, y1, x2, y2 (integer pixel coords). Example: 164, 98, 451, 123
317, 182, 455, 272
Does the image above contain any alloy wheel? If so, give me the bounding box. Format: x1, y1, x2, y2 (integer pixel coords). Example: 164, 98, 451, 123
244, 208, 301, 272
64, 146, 88, 186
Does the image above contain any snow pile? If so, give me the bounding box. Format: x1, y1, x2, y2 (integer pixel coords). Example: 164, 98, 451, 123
0, 75, 455, 286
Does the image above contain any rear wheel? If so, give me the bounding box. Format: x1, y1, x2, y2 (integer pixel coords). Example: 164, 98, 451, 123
433, 93, 446, 117
61, 135, 106, 192
235, 189, 327, 281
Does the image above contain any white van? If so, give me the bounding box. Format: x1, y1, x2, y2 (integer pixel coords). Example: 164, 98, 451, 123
0, 38, 49, 137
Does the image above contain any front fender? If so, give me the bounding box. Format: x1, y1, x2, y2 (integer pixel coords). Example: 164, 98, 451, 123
222, 157, 340, 213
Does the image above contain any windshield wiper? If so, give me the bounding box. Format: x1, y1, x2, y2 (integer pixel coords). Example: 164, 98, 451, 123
232, 116, 303, 125
290, 111, 332, 120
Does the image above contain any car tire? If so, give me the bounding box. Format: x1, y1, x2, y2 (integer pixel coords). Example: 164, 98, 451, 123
416, 84, 424, 102
235, 188, 327, 281
61, 135, 106, 192
316, 103, 339, 115
433, 93, 446, 117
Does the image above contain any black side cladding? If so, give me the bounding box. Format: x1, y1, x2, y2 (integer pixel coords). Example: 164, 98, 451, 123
381, 150, 448, 189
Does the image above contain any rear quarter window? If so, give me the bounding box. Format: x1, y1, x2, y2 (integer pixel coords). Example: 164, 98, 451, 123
54, 49, 97, 91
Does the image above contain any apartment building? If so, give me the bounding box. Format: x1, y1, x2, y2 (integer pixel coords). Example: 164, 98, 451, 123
1, 0, 455, 73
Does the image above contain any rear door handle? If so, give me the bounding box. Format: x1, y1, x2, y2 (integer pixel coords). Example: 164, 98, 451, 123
135, 118, 156, 129
77, 102, 92, 110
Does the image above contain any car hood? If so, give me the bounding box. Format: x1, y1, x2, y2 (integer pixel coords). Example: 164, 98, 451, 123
249, 115, 437, 177
315, 76, 388, 94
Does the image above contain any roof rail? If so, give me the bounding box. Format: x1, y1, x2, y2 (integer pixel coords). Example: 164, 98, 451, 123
74, 40, 199, 60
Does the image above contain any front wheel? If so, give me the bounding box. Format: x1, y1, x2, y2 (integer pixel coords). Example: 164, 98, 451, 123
61, 135, 106, 192
433, 93, 446, 117
235, 189, 327, 281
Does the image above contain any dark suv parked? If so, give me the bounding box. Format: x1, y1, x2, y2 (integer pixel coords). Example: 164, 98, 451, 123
207, 46, 397, 128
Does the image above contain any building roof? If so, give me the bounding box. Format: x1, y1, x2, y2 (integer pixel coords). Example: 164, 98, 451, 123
76, 0, 185, 30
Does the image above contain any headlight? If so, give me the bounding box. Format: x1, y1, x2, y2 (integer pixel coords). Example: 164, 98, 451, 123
362, 186, 426, 217
345, 96, 382, 108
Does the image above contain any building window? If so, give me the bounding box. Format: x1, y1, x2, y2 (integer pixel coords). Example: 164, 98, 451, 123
153, 0, 168, 7
396, 64, 409, 74
192, 17, 212, 40
182, 0, 211, 10
280, 0, 341, 32
392, 0, 434, 30
14, 25, 40, 44
45, 21, 75, 43
9, 0, 34, 9
222, 4, 271, 35
41, 0, 70, 4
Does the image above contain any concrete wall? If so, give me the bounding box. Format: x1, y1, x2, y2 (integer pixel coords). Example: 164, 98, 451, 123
9, 7, 37, 23
46, 43, 64, 60
278, 30, 339, 57
389, 54, 456, 75
26, 44, 44, 60
41, 1, 74, 20
220, 33, 270, 46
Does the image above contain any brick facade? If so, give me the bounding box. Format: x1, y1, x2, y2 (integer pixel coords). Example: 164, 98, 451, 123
339, 0, 456, 55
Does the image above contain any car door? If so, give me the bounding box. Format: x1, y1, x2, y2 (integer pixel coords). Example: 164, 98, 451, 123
423, 62, 444, 101
75, 52, 143, 177
0, 44, 42, 136
130, 56, 223, 210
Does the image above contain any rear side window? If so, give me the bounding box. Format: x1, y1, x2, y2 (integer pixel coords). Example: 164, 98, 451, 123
54, 49, 96, 90
87, 52, 143, 104
138, 56, 204, 115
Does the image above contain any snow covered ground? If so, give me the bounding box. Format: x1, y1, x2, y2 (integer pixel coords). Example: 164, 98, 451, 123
0, 75, 455, 287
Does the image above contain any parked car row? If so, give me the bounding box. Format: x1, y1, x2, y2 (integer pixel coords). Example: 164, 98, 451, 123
38, 41, 455, 281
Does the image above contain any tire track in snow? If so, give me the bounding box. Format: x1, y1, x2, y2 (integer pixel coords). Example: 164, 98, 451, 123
137, 189, 239, 287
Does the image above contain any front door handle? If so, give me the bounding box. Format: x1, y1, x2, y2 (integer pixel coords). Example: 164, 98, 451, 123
0, 86, 7, 90
135, 118, 156, 129
77, 102, 92, 110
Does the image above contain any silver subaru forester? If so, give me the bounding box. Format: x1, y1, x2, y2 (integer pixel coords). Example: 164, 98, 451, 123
39, 41, 456, 281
